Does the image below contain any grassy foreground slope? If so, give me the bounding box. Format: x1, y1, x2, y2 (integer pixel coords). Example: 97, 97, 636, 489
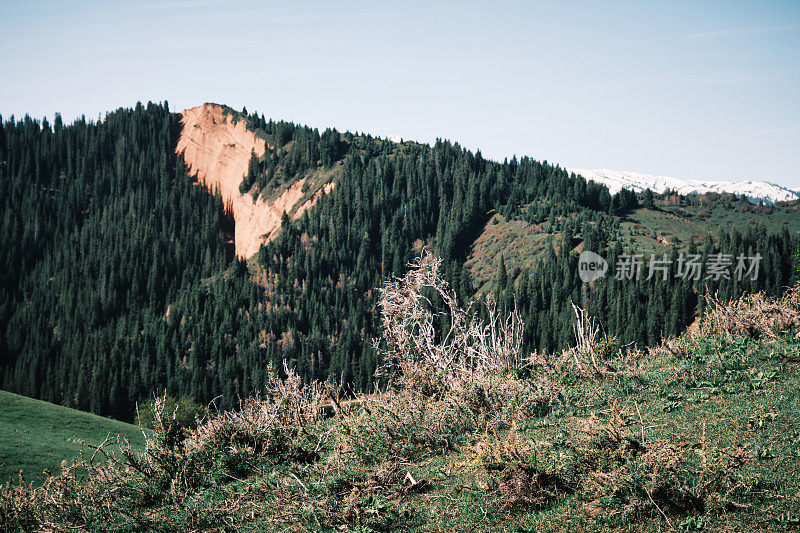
0, 390, 147, 485
1, 258, 799, 531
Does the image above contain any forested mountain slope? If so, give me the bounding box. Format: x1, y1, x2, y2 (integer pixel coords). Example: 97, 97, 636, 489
0, 102, 797, 423
0, 103, 237, 418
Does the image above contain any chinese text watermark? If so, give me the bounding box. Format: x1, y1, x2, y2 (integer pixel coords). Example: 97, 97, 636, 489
579, 251, 761, 283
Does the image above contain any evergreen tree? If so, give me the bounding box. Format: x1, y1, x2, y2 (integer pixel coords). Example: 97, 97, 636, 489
641, 188, 655, 209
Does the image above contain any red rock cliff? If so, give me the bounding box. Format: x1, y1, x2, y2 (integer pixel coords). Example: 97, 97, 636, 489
177, 103, 330, 259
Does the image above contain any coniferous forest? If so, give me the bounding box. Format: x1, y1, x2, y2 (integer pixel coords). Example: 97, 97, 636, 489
0, 102, 796, 421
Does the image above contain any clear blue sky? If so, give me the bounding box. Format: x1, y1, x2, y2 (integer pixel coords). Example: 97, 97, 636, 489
2, 0, 798, 187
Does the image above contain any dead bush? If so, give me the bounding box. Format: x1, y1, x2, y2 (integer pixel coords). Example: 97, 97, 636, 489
136, 393, 206, 436
565, 304, 641, 379
336, 387, 477, 464
467, 424, 573, 510
0, 479, 38, 532
0, 360, 338, 531
356, 250, 564, 461
569, 405, 760, 527
498, 466, 569, 510
376, 251, 525, 391
694, 284, 800, 341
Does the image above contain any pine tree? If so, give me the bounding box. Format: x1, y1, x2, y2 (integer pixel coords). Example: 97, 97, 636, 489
642, 188, 655, 209
793, 240, 800, 284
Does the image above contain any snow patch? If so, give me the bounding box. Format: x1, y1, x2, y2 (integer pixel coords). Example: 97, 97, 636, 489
568, 168, 800, 204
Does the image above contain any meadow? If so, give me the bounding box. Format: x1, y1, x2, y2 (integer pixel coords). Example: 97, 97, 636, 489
0, 390, 148, 486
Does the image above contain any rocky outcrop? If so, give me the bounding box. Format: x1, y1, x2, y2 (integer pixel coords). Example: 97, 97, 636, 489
177, 103, 330, 259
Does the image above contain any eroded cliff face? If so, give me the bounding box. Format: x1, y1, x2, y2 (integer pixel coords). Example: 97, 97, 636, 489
177, 104, 330, 259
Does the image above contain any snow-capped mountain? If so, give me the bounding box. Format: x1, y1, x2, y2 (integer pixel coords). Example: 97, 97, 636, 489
568, 168, 800, 204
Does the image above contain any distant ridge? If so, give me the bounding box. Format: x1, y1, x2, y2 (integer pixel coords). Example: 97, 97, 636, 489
569, 168, 800, 204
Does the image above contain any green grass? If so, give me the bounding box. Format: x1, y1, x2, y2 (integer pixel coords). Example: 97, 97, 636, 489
465, 213, 554, 292
467, 197, 800, 293
0, 390, 148, 485
3, 333, 800, 530
228, 331, 800, 531
667, 200, 800, 237
622, 201, 800, 254
284, 332, 800, 532
3, 306, 800, 530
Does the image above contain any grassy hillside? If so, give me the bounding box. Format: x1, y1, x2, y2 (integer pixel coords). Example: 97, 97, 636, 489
467, 195, 800, 293
0, 390, 148, 485
464, 213, 555, 293
620, 199, 800, 254
2, 257, 799, 531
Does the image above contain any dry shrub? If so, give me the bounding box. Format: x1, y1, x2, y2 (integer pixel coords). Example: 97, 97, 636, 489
187, 397, 291, 467
0, 479, 38, 531
349, 250, 563, 464
449, 371, 564, 425
321, 457, 421, 532
336, 386, 479, 465
570, 302, 603, 375
594, 334, 621, 361
468, 424, 573, 510
0, 437, 231, 531
570, 403, 629, 474
376, 251, 525, 391
336, 374, 556, 466
569, 406, 760, 526
136, 393, 206, 436
336, 459, 405, 524
602, 442, 704, 522
557, 304, 642, 380
694, 284, 800, 341
657, 334, 695, 359
375, 251, 564, 417
498, 466, 569, 510
460, 403, 760, 524
0, 361, 337, 531
596, 439, 759, 525
186, 360, 330, 473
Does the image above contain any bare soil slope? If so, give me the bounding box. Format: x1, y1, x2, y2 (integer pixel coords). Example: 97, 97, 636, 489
177, 104, 329, 258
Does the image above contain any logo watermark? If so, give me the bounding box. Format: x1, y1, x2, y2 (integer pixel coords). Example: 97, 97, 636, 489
578, 251, 609, 283
578, 252, 762, 282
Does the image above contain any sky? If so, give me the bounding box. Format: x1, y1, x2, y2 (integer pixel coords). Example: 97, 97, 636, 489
1, 0, 799, 188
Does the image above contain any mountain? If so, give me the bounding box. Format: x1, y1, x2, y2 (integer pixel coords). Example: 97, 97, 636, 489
569, 168, 800, 204
0, 102, 797, 424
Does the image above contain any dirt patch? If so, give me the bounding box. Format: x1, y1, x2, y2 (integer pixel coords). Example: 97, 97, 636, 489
177, 104, 329, 258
